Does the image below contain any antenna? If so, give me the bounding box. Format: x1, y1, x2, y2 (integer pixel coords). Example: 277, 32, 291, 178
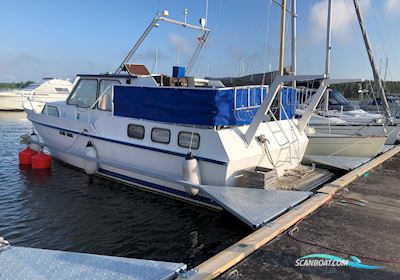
184, 8, 188, 24
155, 46, 158, 73
177, 47, 180, 65
205, 0, 209, 27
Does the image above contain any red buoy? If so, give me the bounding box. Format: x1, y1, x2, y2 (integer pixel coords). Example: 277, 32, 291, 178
19, 147, 38, 165
31, 152, 52, 169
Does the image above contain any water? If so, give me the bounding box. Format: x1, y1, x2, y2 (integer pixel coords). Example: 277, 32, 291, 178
0, 112, 249, 267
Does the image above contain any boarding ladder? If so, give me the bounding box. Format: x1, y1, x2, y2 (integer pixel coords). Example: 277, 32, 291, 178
233, 85, 301, 166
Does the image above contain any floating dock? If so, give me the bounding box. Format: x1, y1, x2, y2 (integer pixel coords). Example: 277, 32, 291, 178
0, 246, 186, 280
180, 145, 400, 280
3, 144, 399, 279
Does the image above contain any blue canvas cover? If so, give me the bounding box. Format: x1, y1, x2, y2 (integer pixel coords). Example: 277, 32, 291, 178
113, 85, 295, 126
280, 87, 297, 120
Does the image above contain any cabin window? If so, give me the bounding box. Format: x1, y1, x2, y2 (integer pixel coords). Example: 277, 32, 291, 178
151, 128, 170, 144
55, 87, 69, 93
178, 132, 200, 149
98, 79, 121, 111
127, 124, 145, 139
44, 105, 59, 117
67, 79, 98, 108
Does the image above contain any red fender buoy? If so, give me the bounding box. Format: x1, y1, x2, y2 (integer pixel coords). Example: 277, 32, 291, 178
19, 147, 38, 165
31, 152, 52, 169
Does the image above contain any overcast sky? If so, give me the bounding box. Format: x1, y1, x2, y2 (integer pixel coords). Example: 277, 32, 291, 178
1, 0, 400, 82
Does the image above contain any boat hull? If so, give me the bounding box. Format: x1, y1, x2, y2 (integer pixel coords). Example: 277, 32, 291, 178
25, 106, 313, 209
305, 134, 387, 157
0, 92, 69, 111
0, 93, 23, 110
311, 124, 400, 145
28, 116, 221, 209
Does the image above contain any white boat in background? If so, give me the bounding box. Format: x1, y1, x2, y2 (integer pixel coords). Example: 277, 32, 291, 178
296, 86, 400, 145
304, 127, 386, 158
0, 78, 72, 111
360, 93, 400, 119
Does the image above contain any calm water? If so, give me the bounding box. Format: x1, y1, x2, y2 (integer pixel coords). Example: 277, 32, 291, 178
0, 112, 249, 267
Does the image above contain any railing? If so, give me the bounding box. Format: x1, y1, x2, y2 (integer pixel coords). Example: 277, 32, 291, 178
233, 85, 269, 112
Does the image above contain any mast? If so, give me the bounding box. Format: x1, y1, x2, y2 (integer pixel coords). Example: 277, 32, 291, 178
278, 0, 287, 76
323, 0, 333, 112
291, 0, 297, 87
325, 0, 332, 77
352, 0, 392, 120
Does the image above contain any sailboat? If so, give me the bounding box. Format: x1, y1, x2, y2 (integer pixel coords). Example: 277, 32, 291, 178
298, 0, 397, 170
296, 85, 400, 146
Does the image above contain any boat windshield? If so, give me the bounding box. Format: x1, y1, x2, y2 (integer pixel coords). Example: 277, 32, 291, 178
23, 83, 41, 91
67, 79, 98, 108
329, 90, 350, 105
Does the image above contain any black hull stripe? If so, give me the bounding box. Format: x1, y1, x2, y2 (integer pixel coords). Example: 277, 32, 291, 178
30, 119, 227, 165
98, 168, 218, 206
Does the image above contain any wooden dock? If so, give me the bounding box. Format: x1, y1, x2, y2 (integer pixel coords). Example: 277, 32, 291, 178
180, 145, 400, 280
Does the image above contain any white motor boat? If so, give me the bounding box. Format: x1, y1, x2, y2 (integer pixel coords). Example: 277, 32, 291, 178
23, 13, 339, 228
0, 78, 72, 111
25, 72, 333, 209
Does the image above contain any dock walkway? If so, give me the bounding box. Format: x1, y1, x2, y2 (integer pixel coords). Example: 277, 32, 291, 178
217, 154, 400, 279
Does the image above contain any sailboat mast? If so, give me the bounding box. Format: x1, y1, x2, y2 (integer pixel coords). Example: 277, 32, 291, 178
352, 0, 392, 120
323, 0, 332, 112
291, 0, 297, 87
325, 0, 332, 77
279, 0, 287, 76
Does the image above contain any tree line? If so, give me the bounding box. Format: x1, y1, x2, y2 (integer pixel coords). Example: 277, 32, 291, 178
0, 81, 34, 90
331, 80, 400, 99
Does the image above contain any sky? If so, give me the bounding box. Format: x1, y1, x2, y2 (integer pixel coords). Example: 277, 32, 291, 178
1, 0, 400, 82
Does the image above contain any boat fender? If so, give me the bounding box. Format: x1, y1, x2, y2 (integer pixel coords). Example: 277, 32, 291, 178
19, 147, 38, 165
182, 152, 201, 196
29, 131, 40, 152
84, 141, 98, 175
31, 151, 52, 169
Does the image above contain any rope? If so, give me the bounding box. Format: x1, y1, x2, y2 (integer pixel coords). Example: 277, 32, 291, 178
288, 218, 400, 264
342, 0, 371, 74
261, 0, 273, 87
188, 125, 195, 153
61, 129, 87, 152
0, 236, 10, 251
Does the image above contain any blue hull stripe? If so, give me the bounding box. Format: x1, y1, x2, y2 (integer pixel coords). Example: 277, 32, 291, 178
97, 168, 218, 206
30, 119, 227, 166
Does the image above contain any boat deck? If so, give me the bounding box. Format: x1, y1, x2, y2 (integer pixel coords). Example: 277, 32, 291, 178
303, 145, 397, 171
217, 154, 400, 279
